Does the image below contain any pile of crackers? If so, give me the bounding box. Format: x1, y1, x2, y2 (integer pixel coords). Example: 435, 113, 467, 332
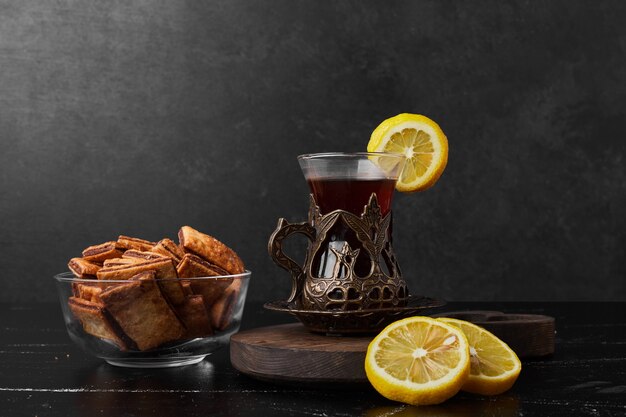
67, 226, 245, 351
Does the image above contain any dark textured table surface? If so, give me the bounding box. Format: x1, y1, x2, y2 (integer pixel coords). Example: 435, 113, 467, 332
1, 302, 625, 417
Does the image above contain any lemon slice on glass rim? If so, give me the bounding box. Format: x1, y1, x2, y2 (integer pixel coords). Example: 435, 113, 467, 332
368, 113, 448, 193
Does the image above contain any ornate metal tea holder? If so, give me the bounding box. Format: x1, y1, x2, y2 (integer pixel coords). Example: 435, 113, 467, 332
265, 194, 445, 334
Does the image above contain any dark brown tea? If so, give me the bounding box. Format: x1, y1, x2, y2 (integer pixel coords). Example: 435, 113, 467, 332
306, 177, 396, 216
306, 177, 397, 283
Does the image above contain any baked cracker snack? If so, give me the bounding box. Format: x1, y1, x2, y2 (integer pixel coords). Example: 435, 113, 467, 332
68, 258, 101, 278
176, 253, 228, 278
151, 238, 185, 264
210, 289, 238, 331
210, 279, 242, 331
103, 258, 141, 267
178, 226, 245, 275
116, 235, 155, 252
72, 282, 104, 303
68, 297, 132, 350
176, 295, 213, 338
177, 254, 232, 308
99, 271, 185, 351
82, 242, 124, 263
97, 258, 173, 280
66, 226, 247, 352
122, 250, 169, 261
189, 280, 233, 314
97, 259, 185, 305
181, 281, 194, 296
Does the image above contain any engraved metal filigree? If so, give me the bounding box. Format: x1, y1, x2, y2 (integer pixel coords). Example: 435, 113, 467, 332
301, 193, 408, 311
268, 193, 409, 317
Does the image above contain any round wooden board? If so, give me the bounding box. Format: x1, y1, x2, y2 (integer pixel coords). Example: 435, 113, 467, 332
230, 312, 555, 384
230, 323, 371, 383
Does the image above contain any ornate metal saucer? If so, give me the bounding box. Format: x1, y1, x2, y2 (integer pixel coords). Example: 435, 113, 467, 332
264, 295, 446, 335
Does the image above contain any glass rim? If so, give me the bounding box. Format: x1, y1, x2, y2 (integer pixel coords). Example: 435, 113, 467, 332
297, 152, 406, 161
53, 270, 252, 283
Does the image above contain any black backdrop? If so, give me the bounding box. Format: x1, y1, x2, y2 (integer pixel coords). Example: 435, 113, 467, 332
1, 1, 624, 302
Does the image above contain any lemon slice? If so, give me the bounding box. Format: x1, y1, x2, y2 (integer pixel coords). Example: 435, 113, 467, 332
438, 318, 522, 395
368, 113, 448, 193
365, 317, 470, 406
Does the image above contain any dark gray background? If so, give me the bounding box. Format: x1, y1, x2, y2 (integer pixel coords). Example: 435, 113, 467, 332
1, 0, 624, 302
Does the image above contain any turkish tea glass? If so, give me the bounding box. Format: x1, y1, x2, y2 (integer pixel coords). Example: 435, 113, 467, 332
298, 153, 405, 282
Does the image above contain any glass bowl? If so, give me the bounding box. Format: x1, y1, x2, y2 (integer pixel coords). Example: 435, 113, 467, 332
54, 271, 250, 368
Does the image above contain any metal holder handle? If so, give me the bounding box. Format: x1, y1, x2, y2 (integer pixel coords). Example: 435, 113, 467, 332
268, 219, 316, 303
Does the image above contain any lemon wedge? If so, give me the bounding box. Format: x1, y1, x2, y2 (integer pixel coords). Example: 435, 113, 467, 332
365, 316, 470, 406
438, 318, 522, 395
368, 113, 448, 192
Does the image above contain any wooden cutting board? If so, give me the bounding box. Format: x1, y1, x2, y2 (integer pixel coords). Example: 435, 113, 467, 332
230, 311, 554, 383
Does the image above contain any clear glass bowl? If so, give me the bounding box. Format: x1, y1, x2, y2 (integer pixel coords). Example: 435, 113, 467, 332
54, 271, 250, 368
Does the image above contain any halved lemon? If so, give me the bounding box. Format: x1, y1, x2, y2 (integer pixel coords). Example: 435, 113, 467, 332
438, 318, 522, 395
368, 113, 448, 193
365, 317, 470, 406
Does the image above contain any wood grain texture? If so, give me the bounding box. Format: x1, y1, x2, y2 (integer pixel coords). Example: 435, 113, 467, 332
230, 323, 371, 383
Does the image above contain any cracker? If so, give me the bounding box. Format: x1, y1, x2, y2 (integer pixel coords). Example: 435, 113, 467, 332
188, 279, 233, 312
210, 283, 240, 331
178, 254, 235, 322
97, 259, 186, 305
68, 297, 131, 350
178, 226, 244, 275
176, 295, 213, 338
68, 258, 101, 278
103, 258, 141, 267
181, 281, 193, 296
176, 253, 228, 278
97, 259, 169, 280
73, 282, 104, 303
116, 235, 156, 252
99, 272, 185, 351
122, 250, 169, 261
82, 241, 124, 263
151, 238, 185, 264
